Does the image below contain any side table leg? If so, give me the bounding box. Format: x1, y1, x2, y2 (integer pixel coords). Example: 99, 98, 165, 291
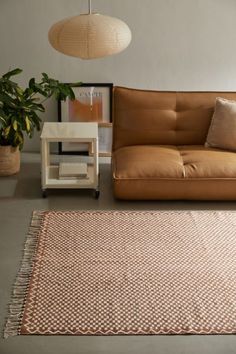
93, 189, 100, 199
93, 172, 100, 199
42, 189, 47, 198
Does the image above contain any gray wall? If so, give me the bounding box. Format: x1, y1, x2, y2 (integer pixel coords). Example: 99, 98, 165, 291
1, 0, 236, 152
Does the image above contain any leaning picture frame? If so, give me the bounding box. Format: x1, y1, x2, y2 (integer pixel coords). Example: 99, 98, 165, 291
58, 83, 113, 154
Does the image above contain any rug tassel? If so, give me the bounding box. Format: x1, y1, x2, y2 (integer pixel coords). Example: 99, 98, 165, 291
3, 211, 45, 339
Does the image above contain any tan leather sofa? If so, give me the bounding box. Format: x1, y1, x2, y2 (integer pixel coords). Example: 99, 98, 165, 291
112, 87, 236, 200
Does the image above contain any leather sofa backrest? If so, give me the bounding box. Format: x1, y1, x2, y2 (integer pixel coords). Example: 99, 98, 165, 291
113, 87, 236, 150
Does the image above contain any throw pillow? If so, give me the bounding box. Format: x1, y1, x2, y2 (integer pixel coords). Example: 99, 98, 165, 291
206, 97, 236, 151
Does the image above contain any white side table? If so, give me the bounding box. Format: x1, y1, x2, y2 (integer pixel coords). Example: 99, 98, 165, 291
40, 122, 99, 198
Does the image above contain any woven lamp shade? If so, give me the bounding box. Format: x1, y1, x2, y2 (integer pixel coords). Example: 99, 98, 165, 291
48, 14, 132, 59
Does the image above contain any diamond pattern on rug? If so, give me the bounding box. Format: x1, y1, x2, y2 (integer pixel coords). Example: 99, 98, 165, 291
17, 211, 236, 335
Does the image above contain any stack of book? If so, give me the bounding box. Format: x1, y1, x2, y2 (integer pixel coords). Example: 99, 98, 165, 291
59, 162, 88, 180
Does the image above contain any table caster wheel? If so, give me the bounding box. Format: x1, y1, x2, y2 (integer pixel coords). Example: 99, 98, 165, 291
94, 189, 100, 199
42, 189, 47, 198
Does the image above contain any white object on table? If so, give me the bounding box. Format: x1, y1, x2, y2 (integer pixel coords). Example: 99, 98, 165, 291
59, 162, 88, 179
40, 122, 99, 198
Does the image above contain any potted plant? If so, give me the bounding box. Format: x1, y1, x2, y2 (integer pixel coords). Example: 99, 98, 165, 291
0, 68, 80, 176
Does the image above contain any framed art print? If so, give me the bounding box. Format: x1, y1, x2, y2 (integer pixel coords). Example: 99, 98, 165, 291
58, 83, 113, 154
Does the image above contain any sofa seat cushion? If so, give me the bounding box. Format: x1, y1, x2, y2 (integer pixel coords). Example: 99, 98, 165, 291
113, 145, 184, 179
113, 145, 236, 180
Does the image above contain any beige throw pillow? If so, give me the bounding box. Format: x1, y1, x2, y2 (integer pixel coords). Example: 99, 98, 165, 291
206, 97, 236, 151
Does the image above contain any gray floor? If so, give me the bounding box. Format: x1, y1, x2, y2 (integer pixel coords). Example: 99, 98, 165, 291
1, 153, 236, 354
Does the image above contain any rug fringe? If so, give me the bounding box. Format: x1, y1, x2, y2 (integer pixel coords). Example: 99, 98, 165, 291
3, 211, 45, 339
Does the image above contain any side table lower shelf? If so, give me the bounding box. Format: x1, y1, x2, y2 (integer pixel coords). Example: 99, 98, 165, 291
42, 165, 100, 199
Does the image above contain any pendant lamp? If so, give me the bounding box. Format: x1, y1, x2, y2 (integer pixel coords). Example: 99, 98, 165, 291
48, 0, 132, 59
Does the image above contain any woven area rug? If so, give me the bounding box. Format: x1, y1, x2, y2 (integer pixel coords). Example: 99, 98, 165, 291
4, 210, 236, 337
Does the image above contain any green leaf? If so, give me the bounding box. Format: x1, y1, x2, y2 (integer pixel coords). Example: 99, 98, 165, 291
0, 109, 7, 124
3, 68, 22, 79
34, 103, 45, 112
0, 117, 7, 130
0, 92, 14, 105
13, 120, 18, 131
25, 116, 31, 132
29, 112, 41, 130
29, 78, 35, 89
67, 86, 76, 100
34, 83, 48, 96
4, 126, 11, 137
42, 73, 49, 80
14, 131, 24, 149
16, 86, 24, 95
24, 87, 34, 98
0, 115, 7, 124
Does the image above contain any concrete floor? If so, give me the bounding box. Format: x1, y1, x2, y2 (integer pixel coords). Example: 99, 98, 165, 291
0, 153, 236, 354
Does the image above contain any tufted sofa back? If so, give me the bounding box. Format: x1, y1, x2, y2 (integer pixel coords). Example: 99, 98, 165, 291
112, 87, 236, 151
